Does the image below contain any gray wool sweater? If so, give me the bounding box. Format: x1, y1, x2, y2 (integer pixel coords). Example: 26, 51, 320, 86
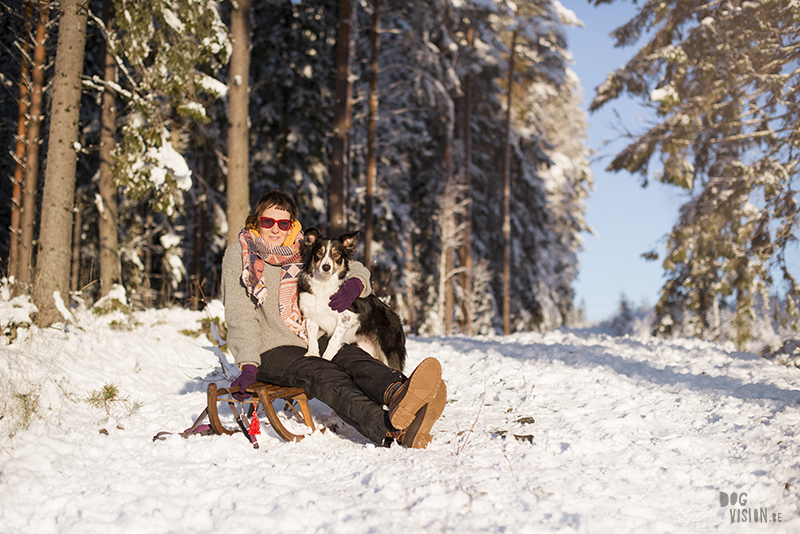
221, 239, 372, 369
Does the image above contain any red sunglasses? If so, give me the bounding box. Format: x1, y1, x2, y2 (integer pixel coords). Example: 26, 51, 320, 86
260, 217, 293, 231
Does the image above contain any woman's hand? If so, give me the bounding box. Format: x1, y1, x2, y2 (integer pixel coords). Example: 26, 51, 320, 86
231, 364, 258, 400
329, 278, 363, 312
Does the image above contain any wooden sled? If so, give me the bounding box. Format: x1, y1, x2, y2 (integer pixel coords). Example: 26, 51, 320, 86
207, 382, 316, 444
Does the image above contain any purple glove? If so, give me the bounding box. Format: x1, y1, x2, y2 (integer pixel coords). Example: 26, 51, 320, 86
230, 364, 258, 401
329, 278, 364, 312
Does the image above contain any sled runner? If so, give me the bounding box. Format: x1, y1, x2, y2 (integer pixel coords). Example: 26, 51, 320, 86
207, 382, 316, 443
154, 382, 315, 448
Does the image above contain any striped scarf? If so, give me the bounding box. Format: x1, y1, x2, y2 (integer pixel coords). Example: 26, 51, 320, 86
238, 226, 308, 343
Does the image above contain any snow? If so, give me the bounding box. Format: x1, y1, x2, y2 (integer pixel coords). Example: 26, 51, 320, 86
553, 0, 582, 28
178, 101, 208, 119
160, 232, 182, 250
160, 233, 187, 290
94, 193, 105, 216
451, 0, 499, 10
162, 9, 185, 34
198, 73, 228, 98
1, 293, 799, 532
0, 289, 36, 338
53, 291, 76, 324
651, 85, 678, 104
146, 135, 193, 193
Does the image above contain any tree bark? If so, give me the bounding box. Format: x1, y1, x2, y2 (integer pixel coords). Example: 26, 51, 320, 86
18, 0, 49, 288
192, 193, 206, 311
70, 192, 82, 294
98, 0, 120, 296
364, 0, 379, 267
460, 24, 474, 335
501, 30, 517, 336
143, 209, 154, 309
33, 0, 88, 326
443, 152, 453, 335
442, 72, 455, 335
9, 0, 32, 284
226, 0, 251, 243
329, 0, 354, 238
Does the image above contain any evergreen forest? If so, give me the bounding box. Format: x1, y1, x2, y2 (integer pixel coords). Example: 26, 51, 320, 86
1, 0, 798, 352
0, 0, 591, 337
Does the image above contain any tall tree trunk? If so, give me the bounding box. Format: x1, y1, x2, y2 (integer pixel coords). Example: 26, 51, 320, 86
18, 0, 49, 289
192, 146, 211, 310
33, 0, 88, 327
460, 24, 474, 335
192, 196, 206, 310
98, 0, 120, 296
442, 83, 455, 335
501, 31, 517, 336
444, 234, 454, 333
329, 0, 354, 238
443, 159, 453, 334
143, 209, 154, 308
9, 0, 32, 283
405, 232, 416, 330
226, 0, 251, 243
364, 0, 379, 267
70, 191, 82, 294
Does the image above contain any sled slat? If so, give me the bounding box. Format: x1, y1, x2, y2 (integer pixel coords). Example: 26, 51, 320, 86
207, 382, 315, 442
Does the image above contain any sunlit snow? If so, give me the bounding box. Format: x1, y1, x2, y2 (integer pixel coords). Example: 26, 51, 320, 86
1, 290, 798, 532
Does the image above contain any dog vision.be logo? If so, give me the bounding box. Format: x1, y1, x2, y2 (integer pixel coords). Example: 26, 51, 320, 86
719, 491, 783, 524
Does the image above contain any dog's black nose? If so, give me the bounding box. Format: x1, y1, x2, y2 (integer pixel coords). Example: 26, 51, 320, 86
322, 264, 331, 272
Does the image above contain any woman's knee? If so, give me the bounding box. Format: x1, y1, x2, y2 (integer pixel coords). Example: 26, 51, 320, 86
330, 344, 375, 366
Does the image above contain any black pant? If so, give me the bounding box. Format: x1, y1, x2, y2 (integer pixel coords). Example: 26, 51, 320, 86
256, 339, 405, 444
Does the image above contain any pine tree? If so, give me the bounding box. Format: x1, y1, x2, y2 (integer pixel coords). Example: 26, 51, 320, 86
329, 0, 356, 238
448, 0, 585, 332
8, 0, 32, 285
98, 0, 121, 297
591, 0, 800, 347
110, 0, 230, 216
18, 0, 48, 289
105, 0, 230, 302
34, 0, 89, 327
249, 0, 337, 216
226, 0, 250, 244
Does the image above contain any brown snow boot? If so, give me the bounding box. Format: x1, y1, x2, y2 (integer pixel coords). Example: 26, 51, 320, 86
396, 379, 447, 449
387, 357, 442, 430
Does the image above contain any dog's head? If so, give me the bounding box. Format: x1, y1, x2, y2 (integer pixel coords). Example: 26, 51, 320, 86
303, 229, 359, 279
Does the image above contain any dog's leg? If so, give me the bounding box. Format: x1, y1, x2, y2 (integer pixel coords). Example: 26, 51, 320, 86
305, 320, 321, 357
321, 312, 357, 360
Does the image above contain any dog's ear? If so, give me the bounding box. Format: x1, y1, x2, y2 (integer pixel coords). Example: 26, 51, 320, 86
304, 227, 322, 248
339, 231, 359, 256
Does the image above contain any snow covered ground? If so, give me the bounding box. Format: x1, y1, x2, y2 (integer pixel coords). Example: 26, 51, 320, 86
1, 296, 799, 533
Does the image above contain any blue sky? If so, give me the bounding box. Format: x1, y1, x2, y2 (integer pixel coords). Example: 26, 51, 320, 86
562, 1, 686, 323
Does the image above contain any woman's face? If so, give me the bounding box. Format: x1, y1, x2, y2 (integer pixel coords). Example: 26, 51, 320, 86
259, 206, 293, 247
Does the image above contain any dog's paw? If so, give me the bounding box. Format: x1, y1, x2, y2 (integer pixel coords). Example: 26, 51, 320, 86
304, 351, 320, 358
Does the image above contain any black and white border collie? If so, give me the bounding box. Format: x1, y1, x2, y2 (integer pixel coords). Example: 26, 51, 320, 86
298, 229, 406, 372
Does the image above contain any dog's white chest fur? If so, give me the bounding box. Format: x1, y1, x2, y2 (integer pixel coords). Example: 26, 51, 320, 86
300, 274, 353, 334
299, 273, 361, 360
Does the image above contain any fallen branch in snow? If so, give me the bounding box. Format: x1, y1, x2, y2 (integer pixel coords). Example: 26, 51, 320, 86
457, 378, 486, 455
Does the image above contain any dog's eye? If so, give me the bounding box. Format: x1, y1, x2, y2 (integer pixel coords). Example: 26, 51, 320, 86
331, 251, 340, 260
316, 249, 324, 258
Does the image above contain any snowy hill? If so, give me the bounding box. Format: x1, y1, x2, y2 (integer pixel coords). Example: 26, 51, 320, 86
1, 302, 798, 532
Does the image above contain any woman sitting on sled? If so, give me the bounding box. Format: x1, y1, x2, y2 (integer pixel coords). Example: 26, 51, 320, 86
221, 189, 446, 448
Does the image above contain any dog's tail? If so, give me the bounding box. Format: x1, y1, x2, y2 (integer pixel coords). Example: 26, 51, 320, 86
385, 347, 407, 373
356, 335, 405, 372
